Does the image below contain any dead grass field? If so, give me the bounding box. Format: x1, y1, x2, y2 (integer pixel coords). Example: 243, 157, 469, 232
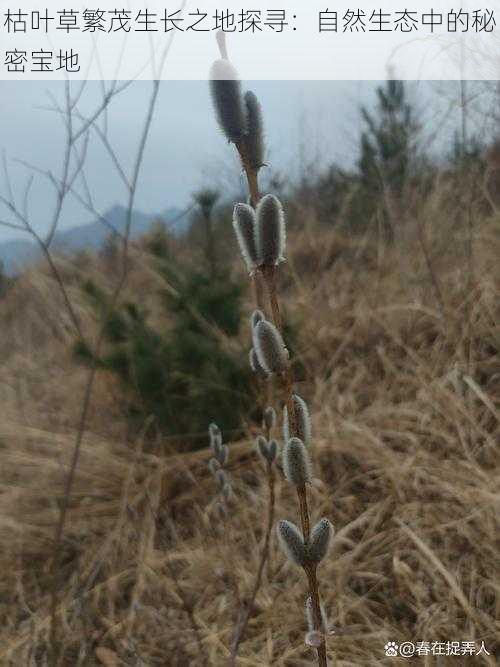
0, 201, 499, 665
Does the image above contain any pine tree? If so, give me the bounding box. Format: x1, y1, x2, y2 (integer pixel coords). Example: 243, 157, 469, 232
356, 79, 419, 240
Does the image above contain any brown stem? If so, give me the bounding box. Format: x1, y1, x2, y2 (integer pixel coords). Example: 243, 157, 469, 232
297, 485, 311, 542
261, 265, 282, 331
252, 272, 265, 312
261, 266, 330, 667
236, 141, 260, 208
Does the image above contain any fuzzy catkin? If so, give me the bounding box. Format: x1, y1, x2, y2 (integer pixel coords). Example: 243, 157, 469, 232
214, 444, 228, 466
215, 469, 228, 491
283, 394, 312, 445
263, 406, 276, 432
209, 60, 247, 143
249, 347, 268, 378
255, 194, 286, 267
243, 91, 265, 170
267, 439, 278, 463
283, 437, 312, 486
276, 519, 306, 567
211, 437, 223, 461
209, 423, 221, 439
222, 482, 234, 501
256, 436, 278, 464
254, 320, 288, 374
208, 458, 221, 476
233, 203, 258, 271
251, 309, 265, 329
256, 435, 269, 460
305, 596, 329, 633
308, 518, 333, 563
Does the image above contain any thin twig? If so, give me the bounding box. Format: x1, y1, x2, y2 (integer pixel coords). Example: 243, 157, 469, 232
49, 78, 162, 666
229, 463, 276, 665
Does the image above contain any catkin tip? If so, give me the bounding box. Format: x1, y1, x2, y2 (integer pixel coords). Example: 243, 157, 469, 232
209, 422, 221, 438
209, 60, 247, 143
251, 309, 265, 329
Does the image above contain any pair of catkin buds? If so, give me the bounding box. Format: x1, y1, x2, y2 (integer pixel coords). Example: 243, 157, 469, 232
233, 195, 286, 273
209, 58, 264, 171
277, 517, 333, 568
278, 431, 333, 569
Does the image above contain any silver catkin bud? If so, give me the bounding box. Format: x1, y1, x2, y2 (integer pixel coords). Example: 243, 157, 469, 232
222, 482, 234, 501
305, 596, 329, 634
305, 631, 323, 648
209, 458, 221, 476
216, 444, 229, 466
233, 203, 258, 271
256, 437, 278, 464
243, 91, 265, 170
308, 518, 334, 564
283, 437, 312, 486
276, 519, 306, 567
254, 320, 289, 374
251, 309, 265, 329
256, 435, 269, 460
267, 439, 278, 463
211, 434, 223, 459
263, 406, 276, 432
249, 347, 268, 378
283, 394, 312, 446
209, 422, 221, 439
209, 59, 247, 143
255, 194, 286, 267
215, 469, 228, 491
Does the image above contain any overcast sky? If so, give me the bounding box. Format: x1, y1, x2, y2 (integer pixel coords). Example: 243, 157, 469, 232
0, 79, 475, 242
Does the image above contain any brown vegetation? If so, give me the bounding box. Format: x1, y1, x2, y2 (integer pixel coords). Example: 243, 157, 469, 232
0, 181, 499, 665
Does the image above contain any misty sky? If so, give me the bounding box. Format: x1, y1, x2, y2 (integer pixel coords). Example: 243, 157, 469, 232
0, 79, 471, 242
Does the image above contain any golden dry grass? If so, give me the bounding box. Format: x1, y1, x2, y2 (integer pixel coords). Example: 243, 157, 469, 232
0, 201, 499, 665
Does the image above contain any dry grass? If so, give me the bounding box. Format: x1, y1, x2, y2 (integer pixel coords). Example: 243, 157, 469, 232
0, 201, 499, 665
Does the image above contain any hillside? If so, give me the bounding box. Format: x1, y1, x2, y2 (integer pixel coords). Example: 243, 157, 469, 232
0, 204, 186, 274
0, 184, 498, 665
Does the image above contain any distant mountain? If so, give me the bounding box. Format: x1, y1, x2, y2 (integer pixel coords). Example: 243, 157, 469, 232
0, 205, 187, 275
